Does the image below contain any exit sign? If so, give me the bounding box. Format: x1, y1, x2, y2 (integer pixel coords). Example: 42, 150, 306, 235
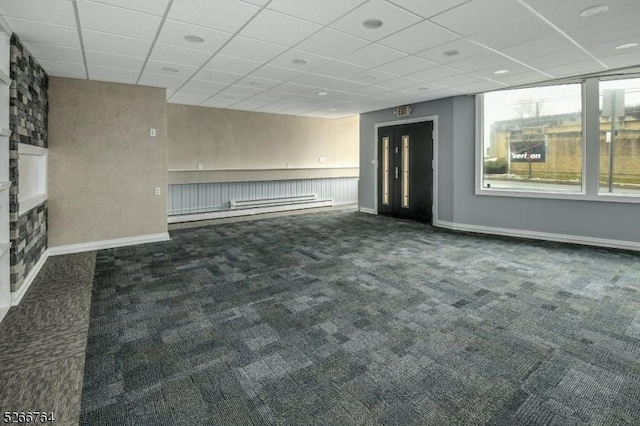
396, 105, 412, 117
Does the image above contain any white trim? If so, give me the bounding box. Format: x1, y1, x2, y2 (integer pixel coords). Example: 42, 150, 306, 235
373, 115, 439, 224
359, 207, 375, 215
0, 126, 11, 137
19, 194, 47, 216
11, 249, 48, 306
168, 201, 332, 223
433, 219, 640, 252
48, 232, 170, 256
0, 242, 10, 257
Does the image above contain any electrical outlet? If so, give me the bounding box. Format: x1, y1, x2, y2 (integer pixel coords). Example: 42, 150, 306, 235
197, 163, 203, 170
154, 187, 161, 196
319, 157, 327, 163
150, 128, 157, 137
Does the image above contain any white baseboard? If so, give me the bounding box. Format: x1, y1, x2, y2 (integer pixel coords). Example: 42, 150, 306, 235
48, 232, 171, 256
168, 201, 332, 224
433, 220, 640, 252
359, 207, 375, 215
11, 249, 49, 306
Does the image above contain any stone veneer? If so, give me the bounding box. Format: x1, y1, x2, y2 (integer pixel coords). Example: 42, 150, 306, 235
9, 34, 48, 292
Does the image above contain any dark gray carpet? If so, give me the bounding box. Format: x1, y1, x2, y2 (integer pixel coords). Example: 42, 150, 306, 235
80, 211, 640, 425
0, 252, 97, 426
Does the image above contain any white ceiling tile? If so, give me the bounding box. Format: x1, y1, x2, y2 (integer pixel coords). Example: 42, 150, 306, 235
488, 70, 549, 86
374, 76, 424, 90
346, 68, 399, 84
0, 0, 76, 26
268, 0, 367, 25
241, 0, 270, 6
399, 81, 447, 94
267, 83, 315, 95
171, 87, 212, 101
240, 10, 321, 47
469, 15, 556, 51
454, 79, 505, 93
82, 29, 152, 57
346, 84, 393, 96
235, 75, 281, 89
218, 36, 287, 62
85, 50, 145, 70
168, 0, 259, 33
311, 61, 367, 79
221, 85, 267, 97
430, 0, 532, 36
250, 65, 303, 81
538, 0, 640, 31
88, 65, 138, 84
433, 73, 486, 87
541, 59, 606, 78
5, 18, 80, 48
501, 35, 576, 63
268, 49, 332, 71
341, 44, 406, 68
205, 55, 262, 74
416, 38, 487, 64
139, 71, 187, 88
211, 91, 251, 102
295, 28, 369, 59
168, 94, 207, 105
470, 62, 536, 79
157, 19, 232, 53
598, 51, 640, 70
376, 56, 438, 76
193, 67, 243, 84
522, 49, 593, 69
77, 0, 161, 41
145, 59, 198, 76
183, 79, 228, 92
22, 41, 83, 63
520, 0, 580, 12
386, 0, 470, 19
289, 73, 366, 92
230, 97, 276, 110
86, 0, 171, 16
566, 12, 640, 46
201, 96, 239, 108
330, 0, 422, 42
38, 59, 86, 79
149, 43, 211, 68
404, 65, 463, 82
447, 51, 514, 73
257, 90, 294, 101
378, 21, 459, 54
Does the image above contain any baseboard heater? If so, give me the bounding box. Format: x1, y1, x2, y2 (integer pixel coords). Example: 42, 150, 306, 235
168, 194, 332, 223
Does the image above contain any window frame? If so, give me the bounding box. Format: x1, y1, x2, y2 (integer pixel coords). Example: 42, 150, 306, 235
476, 75, 640, 204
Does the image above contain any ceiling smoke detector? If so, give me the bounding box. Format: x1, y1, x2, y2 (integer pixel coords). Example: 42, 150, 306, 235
162, 67, 179, 73
579, 5, 609, 17
184, 35, 205, 43
443, 49, 460, 57
363, 19, 384, 29
292, 58, 308, 65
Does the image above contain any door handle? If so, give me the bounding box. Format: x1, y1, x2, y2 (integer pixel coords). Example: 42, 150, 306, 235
395, 167, 399, 179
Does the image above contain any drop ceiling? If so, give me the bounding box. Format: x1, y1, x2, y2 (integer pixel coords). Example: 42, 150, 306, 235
0, 0, 638, 118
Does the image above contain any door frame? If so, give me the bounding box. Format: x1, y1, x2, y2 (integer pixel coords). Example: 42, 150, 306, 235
373, 115, 438, 224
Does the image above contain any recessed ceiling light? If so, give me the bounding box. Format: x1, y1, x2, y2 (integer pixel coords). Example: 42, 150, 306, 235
292, 58, 308, 65
579, 5, 609, 17
615, 42, 638, 50
162, 67, 179, 73
184, 35, 205, 43
443, 49, 460, 57
417, 87, 429, 91
362, 75, 377, 81
317, 91, 328, 96
494, 69, 509, 75
363, 19, 384, 29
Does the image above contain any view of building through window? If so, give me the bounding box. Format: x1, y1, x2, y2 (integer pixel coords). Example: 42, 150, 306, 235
482, 84, 583, 193
599, 78, 640, 195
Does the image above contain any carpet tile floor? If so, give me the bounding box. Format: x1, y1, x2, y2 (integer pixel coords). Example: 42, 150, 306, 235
77, 210, 640, 425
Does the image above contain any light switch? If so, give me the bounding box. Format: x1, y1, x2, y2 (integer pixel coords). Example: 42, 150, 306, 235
150, 128, 157, 137
319, 157, 327, 163
154, 187, 161, 195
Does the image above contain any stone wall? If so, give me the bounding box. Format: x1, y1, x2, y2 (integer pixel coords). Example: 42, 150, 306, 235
9, 34, 48, 292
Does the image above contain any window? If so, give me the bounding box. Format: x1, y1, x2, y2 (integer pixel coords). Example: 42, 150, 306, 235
599, 78, 640, 196
480, 84, 583, 193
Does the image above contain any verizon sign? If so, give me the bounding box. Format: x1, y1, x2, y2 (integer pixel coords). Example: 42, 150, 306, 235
510, 141, 546, 162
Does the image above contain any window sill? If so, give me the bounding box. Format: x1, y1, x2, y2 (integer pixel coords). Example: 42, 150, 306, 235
19, 194, 47, 216
476, 188, 640, 204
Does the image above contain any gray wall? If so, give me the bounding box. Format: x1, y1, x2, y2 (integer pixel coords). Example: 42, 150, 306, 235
360, 95, 640, 244
9, 34, 47, 292
359, 97, 455, 222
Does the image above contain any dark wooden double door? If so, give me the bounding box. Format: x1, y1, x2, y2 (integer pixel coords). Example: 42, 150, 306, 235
377, 121, 434, 222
